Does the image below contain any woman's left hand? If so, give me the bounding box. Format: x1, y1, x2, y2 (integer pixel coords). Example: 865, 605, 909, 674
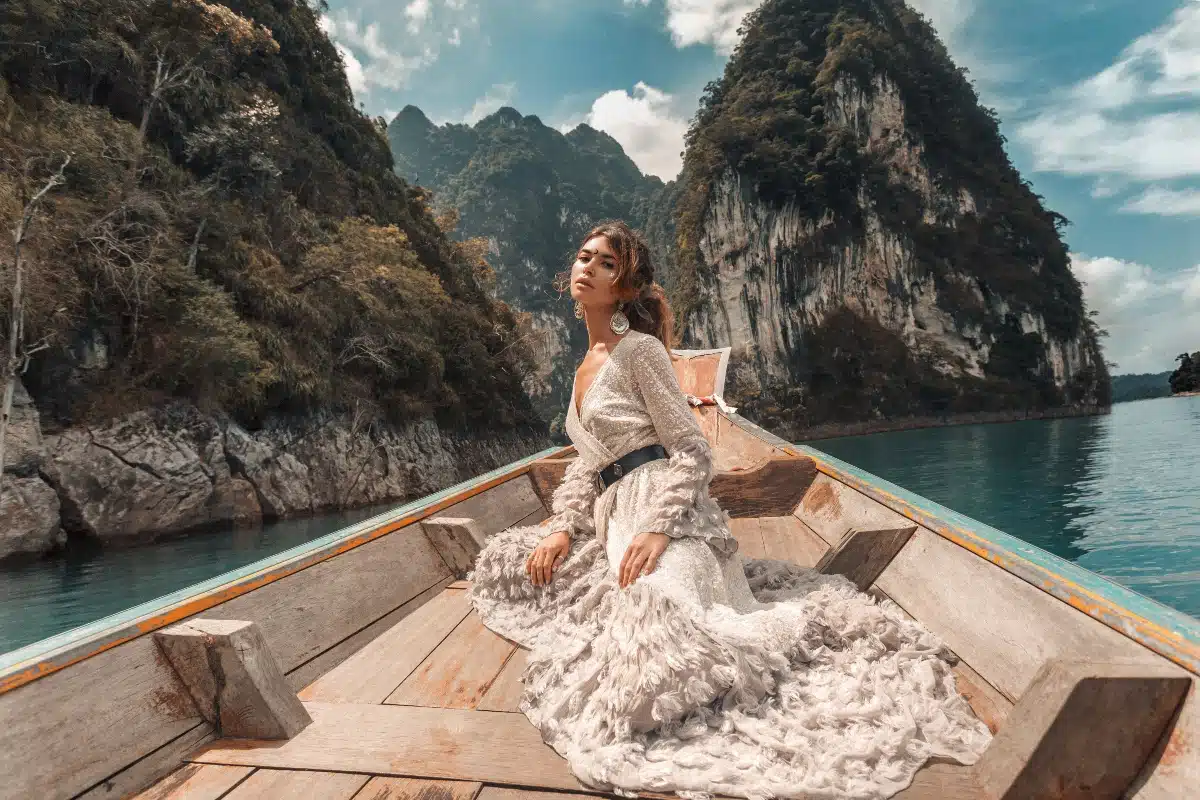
619, 532, 669, 588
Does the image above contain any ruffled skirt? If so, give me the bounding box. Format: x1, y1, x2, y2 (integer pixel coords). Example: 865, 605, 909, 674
467, 488, 992, 800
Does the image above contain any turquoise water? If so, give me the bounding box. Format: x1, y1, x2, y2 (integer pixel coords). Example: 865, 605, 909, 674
0, 504, 395, 654
1, 397, 1197, 658
811, 395, 1200, 619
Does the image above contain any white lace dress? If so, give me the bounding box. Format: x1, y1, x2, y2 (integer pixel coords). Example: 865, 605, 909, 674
467, 330, 991, 800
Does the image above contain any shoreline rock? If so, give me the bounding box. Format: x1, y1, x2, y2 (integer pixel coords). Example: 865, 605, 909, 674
1, 385, 550, 562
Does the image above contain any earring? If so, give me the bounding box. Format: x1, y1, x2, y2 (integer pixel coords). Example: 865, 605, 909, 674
609, 308, 630, 335
574, 301, 584, 320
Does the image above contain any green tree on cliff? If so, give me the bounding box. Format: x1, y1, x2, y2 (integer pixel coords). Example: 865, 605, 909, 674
1170, 353, 1200, 394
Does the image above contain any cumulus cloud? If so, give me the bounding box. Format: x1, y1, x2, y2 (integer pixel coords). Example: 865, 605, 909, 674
405, 0, 432, 35
625, 0, 760, 55
464, 83, 518, 124
1070, 253, 1200, 372
1018, 2, 1200, 214
567, 82, 690, 179
1120, 186, 1200, 216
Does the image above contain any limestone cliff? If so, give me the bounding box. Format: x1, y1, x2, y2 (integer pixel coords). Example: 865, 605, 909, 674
668, 0, 1109, 438
388, 106, 667, 432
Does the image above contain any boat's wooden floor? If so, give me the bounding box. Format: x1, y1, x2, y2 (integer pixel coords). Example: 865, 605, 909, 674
136, 519, 983, 800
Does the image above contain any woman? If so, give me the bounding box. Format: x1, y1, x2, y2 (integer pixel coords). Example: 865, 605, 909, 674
467, 221, 990, 800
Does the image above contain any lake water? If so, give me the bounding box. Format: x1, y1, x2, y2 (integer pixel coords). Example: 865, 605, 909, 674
812, 395, 1200, 619
1, 396, 1197, 656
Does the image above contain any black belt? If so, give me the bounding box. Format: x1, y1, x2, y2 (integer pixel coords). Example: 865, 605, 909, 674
598, 444, 667, 492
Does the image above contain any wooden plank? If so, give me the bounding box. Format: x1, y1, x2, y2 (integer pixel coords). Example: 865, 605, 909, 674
300, 588, 472, 705
814, 526, 917, 592
192, 703, 585, 791
975, 659, 1190, 800
794, 473, 903, 546
893, 764, 982, 799
286, 577, 452, 693
448, 580, 471, 590
758, 515, 827, 568
386, 611, 516, 709
729, 518, 766, 559
1128, 681, 1200, 798
355, 777, 482, 800
530, 456, 817, 519
131, 764, 252, 800
224, 769, 370, 799
874, 526, 1158, 701
476, 788, 595, 800
951, 658, 1012, 735
0, 635, 202, 800
78, 723, 216, 800
478, 648, 530, 713
423, 518, 487, 579
440, 477, 541, 539
202, 528, 449, 673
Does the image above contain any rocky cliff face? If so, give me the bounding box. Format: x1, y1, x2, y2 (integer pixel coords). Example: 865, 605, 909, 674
667, 0, 1109, 437
0, 380, 548, 562
388, 106, 667, 432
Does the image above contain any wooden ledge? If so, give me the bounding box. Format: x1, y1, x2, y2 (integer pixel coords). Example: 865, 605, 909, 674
528, 455, 818, 519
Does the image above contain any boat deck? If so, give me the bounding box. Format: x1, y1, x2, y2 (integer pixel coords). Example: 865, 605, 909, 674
135, 518, 986, 800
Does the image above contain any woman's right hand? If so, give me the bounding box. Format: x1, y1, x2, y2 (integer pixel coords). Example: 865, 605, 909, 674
526, 531, 571, 587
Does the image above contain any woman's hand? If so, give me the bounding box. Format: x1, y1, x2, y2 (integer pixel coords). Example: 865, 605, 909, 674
526, 531, 571, 587
619, 532, 669, 588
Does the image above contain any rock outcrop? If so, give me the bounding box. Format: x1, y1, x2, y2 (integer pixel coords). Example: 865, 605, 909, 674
664, 0, 1109, 438
1, 386, 549, 561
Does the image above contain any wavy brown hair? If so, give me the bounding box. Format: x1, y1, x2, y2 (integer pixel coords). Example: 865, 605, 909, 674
564, 220, 674, 351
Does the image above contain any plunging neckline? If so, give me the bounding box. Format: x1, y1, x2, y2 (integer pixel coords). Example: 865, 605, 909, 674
572, 334, 630, 419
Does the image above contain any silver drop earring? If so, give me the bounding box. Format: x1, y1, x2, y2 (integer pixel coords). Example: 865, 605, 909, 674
609, 308, 630, 335
574, 301, 585, 320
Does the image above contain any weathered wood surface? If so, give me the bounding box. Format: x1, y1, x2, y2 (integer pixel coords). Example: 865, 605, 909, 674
814, 526, 917, 592
224, 768, 370, 799
975, 659, 1190, 799
154, 619, 311, 740
360, 777, 483, 800
671, 350, 725, 398
448, 579, 471, 589
729, 518, 767, 558
529, 456, 817, 519
0, 634, 202, 800
132, 764, 252, 800
300, 588, 472, 705
192, 702, 586, 791
286, 577, 452, 693
759, 515, 827, 567
203, 527, 450, 673
893, 765, 982, 799
79, 723, 216, 800
950, 659, 1012, 735
795, 473, 1161, 701
422, 517, 487, 579
476, 788, 594, 800
386, 612, 516, 709
1129, 681, 1200, 798
478, 648, 530, 713
439, 476, 541, 539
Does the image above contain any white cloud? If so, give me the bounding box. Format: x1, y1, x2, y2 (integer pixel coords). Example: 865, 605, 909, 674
1070, 253, 1200, 372
335, 43, 367, 95
1018, 2, 1200, 214
907, 0, 975, 50
464, 83, 518, 125
405, 0, 431, 35
568, 82, 690, 179
1120, 186, 1200, 216
625, 0, 760, 56
448, 27, 461, 46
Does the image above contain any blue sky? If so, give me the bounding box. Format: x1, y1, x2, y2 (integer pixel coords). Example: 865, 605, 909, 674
320, 0, 1200, 374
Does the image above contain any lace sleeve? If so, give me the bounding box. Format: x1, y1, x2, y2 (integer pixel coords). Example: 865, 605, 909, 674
549, 454, 598, 538
633, 336, 717, 539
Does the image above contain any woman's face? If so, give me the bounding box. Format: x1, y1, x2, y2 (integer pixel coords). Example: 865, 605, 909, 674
570, 235, 621, 309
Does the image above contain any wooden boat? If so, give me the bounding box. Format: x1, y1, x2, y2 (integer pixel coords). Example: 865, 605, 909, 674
1, 347, 1197, 800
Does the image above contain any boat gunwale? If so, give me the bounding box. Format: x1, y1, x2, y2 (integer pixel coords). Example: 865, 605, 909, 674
0, 443, 571, 696
720, 410, 1200, 676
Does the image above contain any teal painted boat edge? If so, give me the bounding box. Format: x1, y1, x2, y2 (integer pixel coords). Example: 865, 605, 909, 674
722, 412, 1200, 674
0, 443, 567, 683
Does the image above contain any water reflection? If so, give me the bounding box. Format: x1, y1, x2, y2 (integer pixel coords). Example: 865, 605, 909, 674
813, 397, 1200, 618
0, 503, 397, 655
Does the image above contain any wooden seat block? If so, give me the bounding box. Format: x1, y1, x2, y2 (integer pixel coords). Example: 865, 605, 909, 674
422, 517, 487, 578
154, 619, 311, 740
133, 764, 252, 800
975, 659, 1191, 799
814, 526, 917, 592
528, 455, 818, 519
